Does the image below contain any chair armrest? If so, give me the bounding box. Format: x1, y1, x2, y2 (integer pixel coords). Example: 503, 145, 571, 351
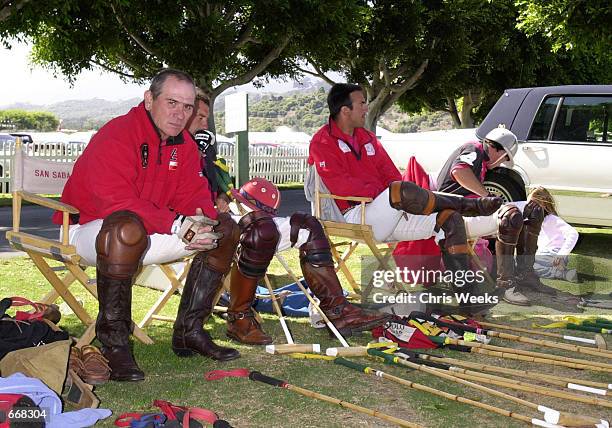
318, 192, 373, 203
19, 191, 79, 214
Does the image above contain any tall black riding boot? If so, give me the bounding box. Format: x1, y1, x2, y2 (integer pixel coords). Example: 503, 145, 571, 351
388, 181, 502, 217
96, 211, 148, 382
172, 213, 241, 361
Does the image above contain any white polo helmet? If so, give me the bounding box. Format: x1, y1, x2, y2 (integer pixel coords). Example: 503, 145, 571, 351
484, 127, 518, 168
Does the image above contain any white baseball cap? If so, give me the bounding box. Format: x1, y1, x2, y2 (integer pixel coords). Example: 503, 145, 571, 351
484, 127, 518, 168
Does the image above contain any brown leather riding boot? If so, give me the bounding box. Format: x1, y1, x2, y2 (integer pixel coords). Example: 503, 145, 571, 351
172, 259, 240, 361
226, 265, 273, 345
495, 241, 529, 306
173, 213, 241, 361
298, 238, 390, 336
96, 271, 145, 382
301, 256, 391, 336
515, 202, 552, 293
388, 181, 502, 217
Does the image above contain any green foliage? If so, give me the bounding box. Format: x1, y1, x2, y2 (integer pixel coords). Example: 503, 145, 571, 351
397, 0, 612, 127
0, 0, 360, 131
517, 0, 612, 59
0, 109, 59, 131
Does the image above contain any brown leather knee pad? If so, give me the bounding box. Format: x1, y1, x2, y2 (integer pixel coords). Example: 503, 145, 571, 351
96, 210, 148, 280
436, 209, 468, 254
198, 212, 240, 275
388, 181, 435, 214
522, 200, 545, 234
497, 205, 523, 245
237, 211, 280, 278
289, 212, 327, 245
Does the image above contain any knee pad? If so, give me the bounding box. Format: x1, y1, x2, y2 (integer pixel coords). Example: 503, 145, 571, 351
199, 212, 240, 274
388, 181, 434, 214
96, 210, 147, 279
289, 212, 326, 245
497, 205, 523, 245
237, 211, 280, 278
436, 209, 468, 254
523, 200, 545, 234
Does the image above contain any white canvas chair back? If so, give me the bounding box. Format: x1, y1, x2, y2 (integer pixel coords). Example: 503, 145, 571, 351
11, 147, 73, 195
304, 165, 345, 222
6, 139, 153, 346
305, 163, 397, 297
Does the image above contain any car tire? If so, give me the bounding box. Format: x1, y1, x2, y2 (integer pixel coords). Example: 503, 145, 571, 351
484, 171, 526, 202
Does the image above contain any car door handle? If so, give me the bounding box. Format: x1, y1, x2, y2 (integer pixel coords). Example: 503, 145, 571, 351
522, 146, 546, 152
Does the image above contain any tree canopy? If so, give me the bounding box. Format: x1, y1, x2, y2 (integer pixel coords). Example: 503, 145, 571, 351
397, 0, 612, 128
0, 109, 59, 131
0, 0, 359, 131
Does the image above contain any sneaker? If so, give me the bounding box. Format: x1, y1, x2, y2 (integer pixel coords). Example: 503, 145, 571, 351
502, 287, 530, 306
565, 269, 578, 283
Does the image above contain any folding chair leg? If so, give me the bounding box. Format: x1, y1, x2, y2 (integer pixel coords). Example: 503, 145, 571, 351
330, 241, 362, 294
29, 253, 93, 325
138, 264, 184, 328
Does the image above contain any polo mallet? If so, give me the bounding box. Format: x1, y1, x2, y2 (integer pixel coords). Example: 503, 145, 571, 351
334, 358, 567, 428
413, 352, 612, 395
276, 255, 350, 347
478, 320, 608, 349
261, 275, 320, 355
413, 312, 612, 359
386, 349, 612, 409
433, 336, 612, 372
365, 350, 608, 427
205, 369, 420, 427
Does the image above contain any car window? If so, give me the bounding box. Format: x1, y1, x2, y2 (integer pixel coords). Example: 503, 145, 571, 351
528, 96, 560, 140
551, 96, 612, 143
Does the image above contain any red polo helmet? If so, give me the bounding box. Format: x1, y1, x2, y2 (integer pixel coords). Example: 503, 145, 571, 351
231, 177, 281, 216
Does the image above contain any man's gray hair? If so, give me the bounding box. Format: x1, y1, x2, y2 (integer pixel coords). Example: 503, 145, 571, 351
149, 68, 195, 99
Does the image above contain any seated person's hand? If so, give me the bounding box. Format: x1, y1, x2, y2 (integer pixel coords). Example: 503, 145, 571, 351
172, 208, 222, 250
215, 194, 231, 214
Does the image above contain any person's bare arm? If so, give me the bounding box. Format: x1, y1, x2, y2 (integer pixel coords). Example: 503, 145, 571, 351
451, 168, 489, 196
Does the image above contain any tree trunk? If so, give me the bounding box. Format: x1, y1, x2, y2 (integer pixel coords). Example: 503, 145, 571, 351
365, 108, 381, 133
446, 97, 462, 128
207, 93, 217, 134
459, 89, 481, 129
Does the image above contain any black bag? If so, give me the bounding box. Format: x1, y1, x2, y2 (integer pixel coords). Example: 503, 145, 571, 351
0, 298, 69, 360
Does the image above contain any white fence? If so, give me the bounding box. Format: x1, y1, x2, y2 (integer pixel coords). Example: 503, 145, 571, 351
217, 144, 309, 184
0, 141, 87, 193
0, 141, 308, 193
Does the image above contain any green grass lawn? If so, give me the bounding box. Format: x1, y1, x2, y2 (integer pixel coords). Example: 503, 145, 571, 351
1, 229, 611, 427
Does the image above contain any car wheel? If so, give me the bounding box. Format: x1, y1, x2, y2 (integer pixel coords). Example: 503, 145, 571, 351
484, 171, 525, 202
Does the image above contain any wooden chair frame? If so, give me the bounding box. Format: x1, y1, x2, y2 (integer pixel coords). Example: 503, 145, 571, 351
312, 170, 397, 297
5, 138, 178, 347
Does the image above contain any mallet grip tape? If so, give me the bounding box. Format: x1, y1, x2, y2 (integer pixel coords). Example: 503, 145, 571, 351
334, 357, 369, 373
249, 371, 286, 388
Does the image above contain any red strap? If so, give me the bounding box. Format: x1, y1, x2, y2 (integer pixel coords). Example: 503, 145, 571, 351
10, 297, 46, 321
153, 399, 183, 420
183, 408, 219, 425
205, 369, 250, 381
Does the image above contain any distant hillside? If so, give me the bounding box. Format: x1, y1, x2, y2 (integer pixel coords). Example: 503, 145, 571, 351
5, 86, 454, 133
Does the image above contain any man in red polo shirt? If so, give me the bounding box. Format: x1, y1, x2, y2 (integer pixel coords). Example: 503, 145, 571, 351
54, 69, 241, 382
308, 83, 503, 309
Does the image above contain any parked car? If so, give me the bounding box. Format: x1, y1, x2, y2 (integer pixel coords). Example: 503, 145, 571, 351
381, 85, 612, 227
